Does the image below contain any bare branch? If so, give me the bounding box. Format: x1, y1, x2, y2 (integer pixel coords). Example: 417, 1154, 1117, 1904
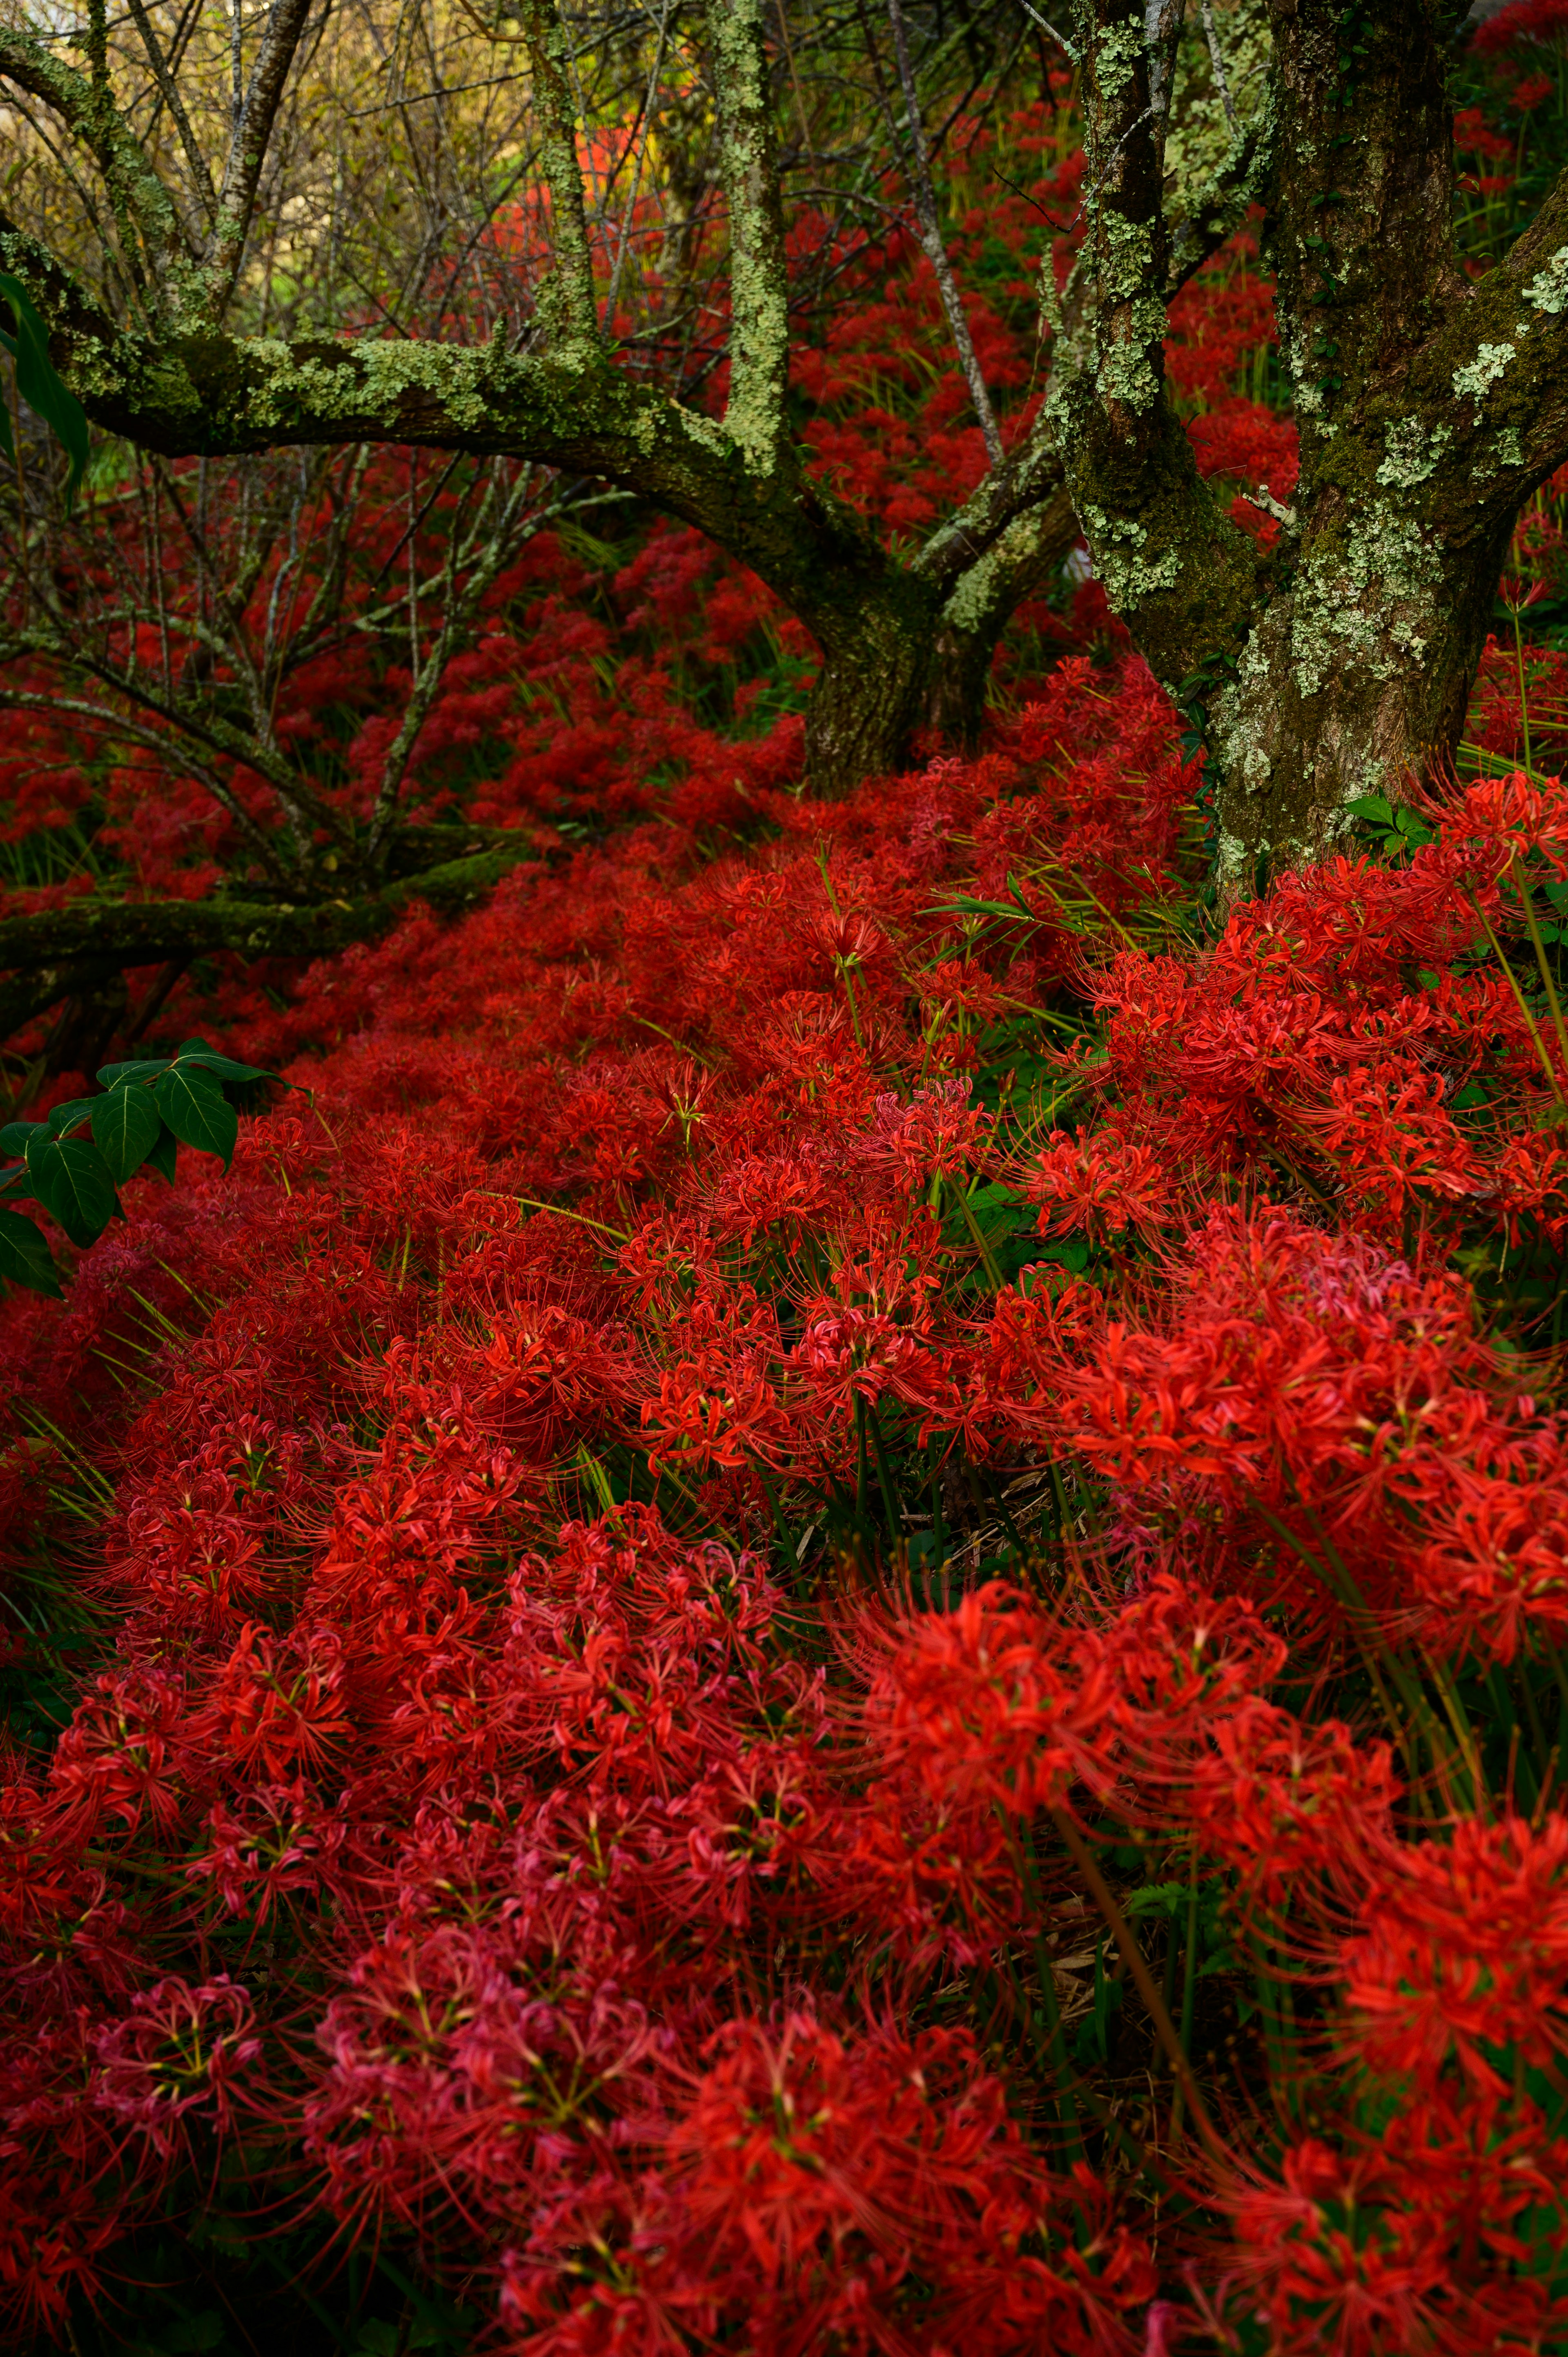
884, 0, 1002, 467
124, 0, 218, 226
205, 0, 320, 317
1200, 0, 1236, 131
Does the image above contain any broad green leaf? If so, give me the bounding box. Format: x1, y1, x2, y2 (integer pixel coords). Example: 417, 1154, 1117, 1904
96, 1057, 171, 1086
21, 1134, 117, 1247
1344, 794, 1394, 825
176, 1048, 274, 1085
144, 1123, 179, 1183
45, 1095, 101, 1137
154, 1065, 238, 1166
1035, 1234, 1091, 1273
91, 1082, 163, 1183
0, 273, 90, 509
0, 1208, 64, 1297
0, 1120, 45, 1157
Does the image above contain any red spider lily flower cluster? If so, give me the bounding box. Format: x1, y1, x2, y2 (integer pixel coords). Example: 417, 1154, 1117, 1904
7, 680, 1568, 2346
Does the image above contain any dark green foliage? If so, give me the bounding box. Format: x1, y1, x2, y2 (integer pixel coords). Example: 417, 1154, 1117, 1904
0, 1039, 293, 1295
0, 271, 89, 506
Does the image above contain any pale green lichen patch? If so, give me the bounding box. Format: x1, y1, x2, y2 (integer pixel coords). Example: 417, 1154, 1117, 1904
704, 0, 789, 477
1094, 18, 1148, 107
1212, 633, 1276, 799
1524, 244, 1568, 315
1285, 501, 1440, 702
670, 399, 731, 459
1452, 341, 1516, 416
1082, 503, 1182, 611
1473, 423, 1524, 480
239, 336, 495, 434
1376, 417, 1450, 490
940, 512, 1043, 634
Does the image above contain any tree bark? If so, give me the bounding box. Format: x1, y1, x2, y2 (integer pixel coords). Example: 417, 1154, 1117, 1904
1054, 0, 1568, 885
1208, 500, 1516, 873
0, 837, 536, 1045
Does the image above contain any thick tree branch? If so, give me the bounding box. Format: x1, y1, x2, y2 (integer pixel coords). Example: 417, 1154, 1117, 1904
0, 838, 538, 1042
1044, 0, 1258, 690
0, 202, 911, 680
1420, 158, 1568, 509
705, 0, 791, 477
1265, 0, 1460, 462
514, 0, 601, 348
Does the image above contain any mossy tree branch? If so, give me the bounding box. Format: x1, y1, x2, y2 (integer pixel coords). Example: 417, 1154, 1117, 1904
706, 0, 793, 480
513, 0, 602, 348
0, 839, 538, 1045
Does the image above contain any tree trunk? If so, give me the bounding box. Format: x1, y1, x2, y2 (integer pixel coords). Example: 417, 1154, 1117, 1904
1052, 0, 1568, 887
806, 600, 940, 792
1210, 504, 1516, 878
805, 483, 1084, 787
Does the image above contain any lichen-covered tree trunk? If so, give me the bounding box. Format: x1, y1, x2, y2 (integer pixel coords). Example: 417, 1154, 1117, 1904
1054, 0, 1568, 887
807, 476, 1082, 781
1210, 504, 1515, 869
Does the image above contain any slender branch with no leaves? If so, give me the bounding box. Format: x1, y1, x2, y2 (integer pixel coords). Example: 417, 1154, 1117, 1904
885, 0, 1002, 466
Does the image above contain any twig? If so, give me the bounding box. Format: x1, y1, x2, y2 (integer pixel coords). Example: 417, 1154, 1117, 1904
884, 0, 1003, 466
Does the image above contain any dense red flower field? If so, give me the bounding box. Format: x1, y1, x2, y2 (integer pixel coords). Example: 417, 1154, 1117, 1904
8, 9, 1568, 2353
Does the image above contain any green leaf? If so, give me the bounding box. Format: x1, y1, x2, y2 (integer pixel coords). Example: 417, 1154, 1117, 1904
91, 1082, 164, 1183
0, 273, 90, 509
154, 1065, 238, 1166
0, 1207, 64, 1296
930, 895, 1034, 922
1344, 794, 1394, 825
45, 1095, 101, 1138
1125, 1880, 1189, 1919
176, 1048, 275, 1085
1036, 1235, 1091, 1273
0, 1119, 45, 1157
23, 1133, 118, 1246
96, 1057, 173, 1086
144, 1123, 179, 1183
